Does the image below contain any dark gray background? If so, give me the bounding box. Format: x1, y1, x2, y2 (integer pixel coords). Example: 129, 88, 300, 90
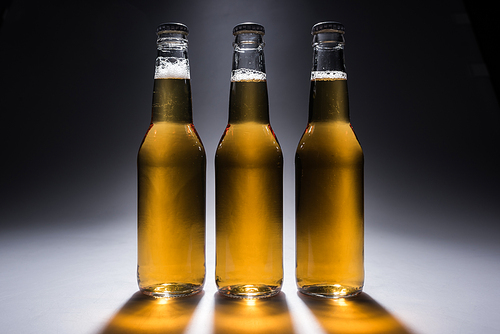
1, 0, 498, 244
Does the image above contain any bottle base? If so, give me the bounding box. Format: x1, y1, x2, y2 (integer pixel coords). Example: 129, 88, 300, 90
298, 284, 362, 298
218, 284, 281, 299
139, 283, 203, 298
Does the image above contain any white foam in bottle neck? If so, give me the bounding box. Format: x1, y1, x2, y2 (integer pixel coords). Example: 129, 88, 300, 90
154, 57, 190, 79
231, 68, 266, 82
311, 71, 347, 80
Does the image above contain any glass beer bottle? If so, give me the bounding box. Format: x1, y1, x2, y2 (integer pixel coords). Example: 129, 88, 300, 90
295, 22, 364, 298
215, 23, 283, 299
137, 23, 206, 297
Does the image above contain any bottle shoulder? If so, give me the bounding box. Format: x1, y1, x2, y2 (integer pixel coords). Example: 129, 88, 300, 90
138, 122, 206, 165
296, 122, 363, 163
215, 122, 282, 166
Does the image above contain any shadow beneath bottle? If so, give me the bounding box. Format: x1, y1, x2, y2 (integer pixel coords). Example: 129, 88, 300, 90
98, 290, 203, 334
213, 291, 295, 334
298, 292, 414, 334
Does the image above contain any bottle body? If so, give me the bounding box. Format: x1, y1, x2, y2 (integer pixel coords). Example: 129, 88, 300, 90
215, 24, 283, 298
137, 24, 206, 298
296, 22, 364, 298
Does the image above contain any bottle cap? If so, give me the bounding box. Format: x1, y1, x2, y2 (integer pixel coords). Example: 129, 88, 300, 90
157, 22, 189, 35
312, 21, 345, 34
233, 22, 265, 35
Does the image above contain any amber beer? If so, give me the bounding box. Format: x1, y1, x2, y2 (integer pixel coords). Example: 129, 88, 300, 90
296, 22, 364, 298
137, 23, 206, 297
215, 23, 283, 299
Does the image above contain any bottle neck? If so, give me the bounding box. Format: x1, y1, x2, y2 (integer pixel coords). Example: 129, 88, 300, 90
156, 31, 190, 62
312, 31, 346, 73
151, 78, 192, 123
232, 32, 266, 72
309, 32, 350, 123
151, 32, 192, 123
228, 32, 269, 124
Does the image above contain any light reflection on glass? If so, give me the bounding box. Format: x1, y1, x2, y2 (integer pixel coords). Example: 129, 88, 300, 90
98, 291, 203, 334
213, 292, 294, 334
157, 297, 169, 305
244, 298, 257, 306
334, 297, 348, 307
298, 292, 414, 334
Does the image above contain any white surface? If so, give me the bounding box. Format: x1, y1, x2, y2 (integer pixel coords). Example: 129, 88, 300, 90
1, 217, 498, 334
